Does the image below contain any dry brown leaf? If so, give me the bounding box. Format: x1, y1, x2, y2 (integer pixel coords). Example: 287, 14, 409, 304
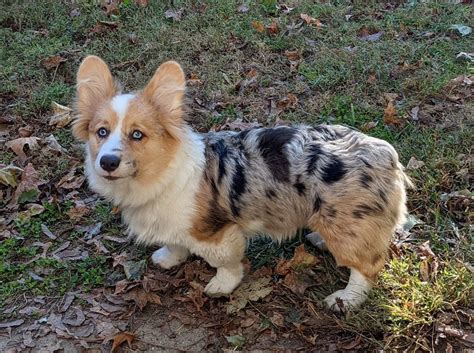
49, 102, 72, 128
277, 93, 298, 113
276, 244, 319, 276
284, 50, 300, 61
91, 21, 118, 34
245, 68, 257, 78
67, 202, 91, 220
225, 277, 273, 314
283, 271, 312, 295
57, 168, 85, 190
41, 55, 67, 71
10, 163, 44, 207
219, 119, 260, 131
406, 156, 425, 170
251, 20, 265, 33
102, 0, 119, 16
360, 121, 378, 132
110, 332, 135, 353
270, 312, 285, 327
135, 0, 148, 7
6, 137, 41, 161
123, 288, 161, 310
18, 125, 34, 137
187, 72, 202, 86
300, 13, 322, 28
267, 21, 279, 35
383, 100, 404, 126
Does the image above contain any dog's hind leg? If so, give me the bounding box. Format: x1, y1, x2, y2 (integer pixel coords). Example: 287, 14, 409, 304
152, 245, 190, 269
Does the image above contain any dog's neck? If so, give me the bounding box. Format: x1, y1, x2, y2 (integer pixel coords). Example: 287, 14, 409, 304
85, 127, 206, 210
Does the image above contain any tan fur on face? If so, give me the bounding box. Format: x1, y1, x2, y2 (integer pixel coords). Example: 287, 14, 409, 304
121, 97, 181, 185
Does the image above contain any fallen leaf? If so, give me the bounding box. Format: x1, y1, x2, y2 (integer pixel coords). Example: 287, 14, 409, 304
102, 0, 119, 16
450, 24, 472, 36
284, 50, 300, 61
187, 72, 202, 86
226, 335, 246, 349
164, 8, 183, 21
277, 93, 298, 113
6, 137, 41, 161
49, 102, 72, 128
91, 21, 118, 34
10, 163, 43, 207
278, 4, 294, 13
406, 156, 425, 170
270, 312, 285, 327
41, 55, 67, 71
57, 167, 85, 190
283, 271, 313, 295
383, 100, 404, 126
300, 13, 322, 28
276, 244, 319, 275
409, 106, 420, 121
267, 21, 279, 35
45, 135, 65, 153
0, 319, 25, 328
251, 20, 265, 33
225, 277, 273, 314
358, 26, 383, 41
360, 121, 378, 132
219, 119, 260, 131
135, 0, 148, 7
0, 165, 22, 187
237, 4, 249, 13
123, 288, 161, 310
67, 201, 91, 220
122, 260, 146, 281
41, 224, 57, 240
110, 332, 135, 353
62, 307, 85, 327
18, 125, 34, 137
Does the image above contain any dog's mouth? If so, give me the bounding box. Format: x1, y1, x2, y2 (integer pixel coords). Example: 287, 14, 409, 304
103, 175, 126, 181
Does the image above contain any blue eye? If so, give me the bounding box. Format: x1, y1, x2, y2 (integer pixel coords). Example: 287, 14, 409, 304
131, 130, 143, 140
97, 128, 108, 138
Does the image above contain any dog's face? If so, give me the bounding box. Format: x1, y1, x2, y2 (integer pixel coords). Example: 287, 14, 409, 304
73, 56, 186, 185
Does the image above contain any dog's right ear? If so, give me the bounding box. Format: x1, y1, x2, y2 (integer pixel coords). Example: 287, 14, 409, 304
73, 55, 116, 141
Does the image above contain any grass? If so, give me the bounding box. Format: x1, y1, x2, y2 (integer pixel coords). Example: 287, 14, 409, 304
1, 0, 473, 350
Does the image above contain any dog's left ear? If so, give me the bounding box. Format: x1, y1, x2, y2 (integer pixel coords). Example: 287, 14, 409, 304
143, 61, 186, 138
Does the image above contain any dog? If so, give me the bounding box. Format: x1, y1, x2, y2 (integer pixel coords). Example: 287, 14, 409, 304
73, 55, 412, 311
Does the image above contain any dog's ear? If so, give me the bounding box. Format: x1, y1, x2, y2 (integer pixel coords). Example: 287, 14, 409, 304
143, 61, 186, 138
73, 55, 116, 141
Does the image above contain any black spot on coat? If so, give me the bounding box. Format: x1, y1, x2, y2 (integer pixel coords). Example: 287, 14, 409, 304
211, 139, 229, 184
265, 189, 277, 199
306, 144, 323, 174
321, 157, 346, 183
230, 161, 247, 217
360, 172, 373, 188
313, 195, 323, 212
257, 127, 297, 183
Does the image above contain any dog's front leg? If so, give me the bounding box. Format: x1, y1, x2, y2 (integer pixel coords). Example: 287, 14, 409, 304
196, 225, 246, 297
151, 244, 190, 269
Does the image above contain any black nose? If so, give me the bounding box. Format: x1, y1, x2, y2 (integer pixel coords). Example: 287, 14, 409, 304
100, 155, 121, 172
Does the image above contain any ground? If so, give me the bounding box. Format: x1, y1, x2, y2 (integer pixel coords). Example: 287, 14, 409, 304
0, 0, 473, 352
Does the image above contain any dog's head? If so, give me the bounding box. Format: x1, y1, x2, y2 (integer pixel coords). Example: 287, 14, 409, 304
73, 56, 186, 185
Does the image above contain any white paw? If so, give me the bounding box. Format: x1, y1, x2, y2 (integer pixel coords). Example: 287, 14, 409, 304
151, 246, 186, 269
204, 266, 243, 298
324, 289, 368, 312
306, 232, 328, 251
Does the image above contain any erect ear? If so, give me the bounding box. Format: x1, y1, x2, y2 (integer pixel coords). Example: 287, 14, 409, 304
143, 61, 186, 137
73, 55, 117, 141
